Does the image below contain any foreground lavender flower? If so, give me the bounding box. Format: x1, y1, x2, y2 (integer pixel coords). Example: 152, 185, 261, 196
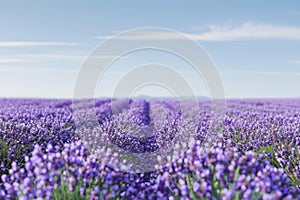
1, 140, 299, 199
154, 141, 299, 199
0, 140, 159, 199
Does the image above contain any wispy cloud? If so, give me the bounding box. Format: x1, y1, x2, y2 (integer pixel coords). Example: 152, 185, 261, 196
0, 58, 29, 63
289, 60, 300, 65
96, 22, 300, 41
223, 70, 300, 76
0, 41, 81, 47
96, 31, 185, 40
0, 66, 76, 73
0, 54, 127, 63
0, 54, 83, 63
190, 22, 300, 41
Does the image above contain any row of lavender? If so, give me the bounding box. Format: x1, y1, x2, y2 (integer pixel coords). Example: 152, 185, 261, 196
0, 98, 299, 199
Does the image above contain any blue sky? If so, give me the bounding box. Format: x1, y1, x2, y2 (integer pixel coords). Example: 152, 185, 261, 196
0, 0, 300, 98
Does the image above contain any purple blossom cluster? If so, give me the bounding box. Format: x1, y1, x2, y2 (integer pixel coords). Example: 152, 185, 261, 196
1, 141, 298, 199
0, 99, 77, 175
0, 98, 299, 199
154, 141, 299, 199
0, 141, 154, 199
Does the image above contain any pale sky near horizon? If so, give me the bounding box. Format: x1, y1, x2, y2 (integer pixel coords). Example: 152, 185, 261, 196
0, 1, 300, 99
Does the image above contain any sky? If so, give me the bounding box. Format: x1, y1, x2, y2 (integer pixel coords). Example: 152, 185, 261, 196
0, 0, 300, 98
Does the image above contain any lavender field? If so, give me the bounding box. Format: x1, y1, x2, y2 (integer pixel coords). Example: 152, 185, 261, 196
0, 98, 300, 199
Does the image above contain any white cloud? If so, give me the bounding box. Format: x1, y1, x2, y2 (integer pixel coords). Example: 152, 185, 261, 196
290, 60, 300, 65
0, 54, 83, 63
190, 22, 300, 41
96, 31, 186, 40
0, 58, 29, 63
223, 70, 300, 76
0, 41, 81, 47
0, 66, 76, 73
96, 22, 300, 41
0, 54, 127, 63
